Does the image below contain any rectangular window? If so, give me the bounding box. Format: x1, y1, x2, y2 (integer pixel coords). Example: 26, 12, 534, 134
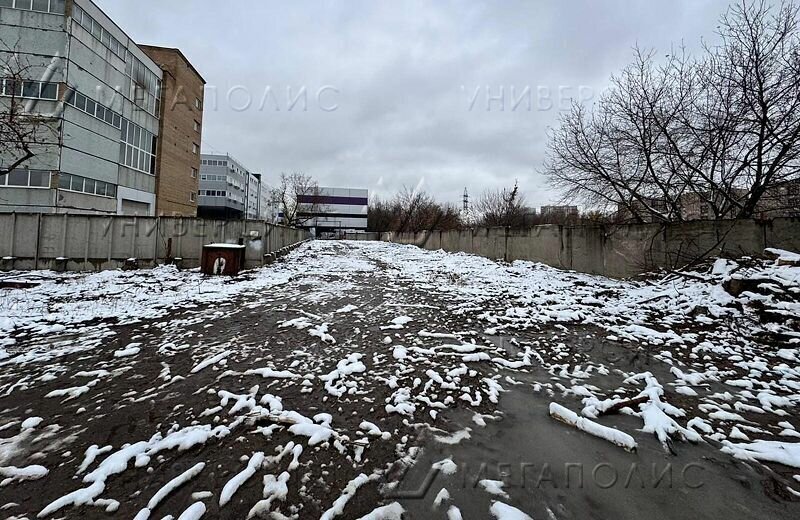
81, 13, 92, 31
29, 170, 49, 187
8, 170, 28, 186
74, 91, 86, 111
190, 192, 196, 202
195, 98, 202, 109
191, 168, 198, 178
192, 143, 199, 154
22, 81, 39, 98
69, 175, 84, 192
194, 120, 201, 132
40, 82, 58, 100
32, 0, 47, 12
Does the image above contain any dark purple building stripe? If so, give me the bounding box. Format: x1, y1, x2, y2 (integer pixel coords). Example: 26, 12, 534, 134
297, 195, 368, 205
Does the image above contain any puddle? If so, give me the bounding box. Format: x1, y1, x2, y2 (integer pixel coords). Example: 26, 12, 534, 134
396, 385, 798, 519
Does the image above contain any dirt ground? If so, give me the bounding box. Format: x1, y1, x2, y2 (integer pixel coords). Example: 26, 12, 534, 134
0, 241, 798, 519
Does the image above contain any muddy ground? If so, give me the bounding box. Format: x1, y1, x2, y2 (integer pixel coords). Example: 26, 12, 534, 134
0, 241, 797, 519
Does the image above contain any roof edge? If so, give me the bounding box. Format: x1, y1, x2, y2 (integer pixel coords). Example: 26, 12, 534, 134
139, 44, 207, 84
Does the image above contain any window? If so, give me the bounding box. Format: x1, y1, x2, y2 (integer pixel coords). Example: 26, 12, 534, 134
70, 175, 84, 192
0, 169, 51, 189
195, 98, 202, 109
29, 170, 50, 187
199, 190, 226, 197
190, 192, 196, 202
194, 120, 201, 132
191, 168, 198, 178
72, 6, 125, 59
56, 172, 116, 198
1, 79, 60, 101
8, 170, 28, 186
192, 143, 199, 155
126, 54, 161, 117
40, 82, 57, 100
64, 88, 122, 129
119, 118, 157, 174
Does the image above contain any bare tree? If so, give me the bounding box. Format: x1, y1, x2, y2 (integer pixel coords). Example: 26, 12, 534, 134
545, 0, 800, 223
367, 187, 463, 232
1, 39, 60, 178
474, 181, 528, 228
271, 172, 321, 227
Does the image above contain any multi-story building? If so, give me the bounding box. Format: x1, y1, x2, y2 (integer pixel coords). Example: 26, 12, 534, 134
198, 153, 270, 220
616, 184, 799, 222
141, 45, 205, 217
755, 180, 800, 218
244, 172, 271, 220
297, 187, 368, 235
540, 205, 579, 223
0, 0, 201, 216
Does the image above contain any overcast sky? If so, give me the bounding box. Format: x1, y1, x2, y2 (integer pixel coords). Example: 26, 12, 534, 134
98, 0, 730, 208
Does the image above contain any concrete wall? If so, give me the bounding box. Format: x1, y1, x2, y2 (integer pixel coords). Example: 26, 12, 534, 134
378, 217, 800, 278
0, 213, 310, 271
342, 232, 382, 241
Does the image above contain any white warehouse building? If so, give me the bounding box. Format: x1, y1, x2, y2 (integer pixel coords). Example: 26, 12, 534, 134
297, 187, 368, 235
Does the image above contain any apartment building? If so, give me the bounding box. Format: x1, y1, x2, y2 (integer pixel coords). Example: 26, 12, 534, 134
0, 0, 202, 216
198, 153, 270, 220
617, 184, 800, 222
540, 205, 579, 223
141, 45, 205, 217
756, 180, 800, 219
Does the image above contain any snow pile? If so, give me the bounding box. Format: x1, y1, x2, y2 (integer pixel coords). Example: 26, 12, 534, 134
549, 403, 637, 451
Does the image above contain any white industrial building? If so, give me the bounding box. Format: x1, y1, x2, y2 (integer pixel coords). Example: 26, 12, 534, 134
0, 0, 164, 215
297, 186, 368, 235
198, 153, 270, 220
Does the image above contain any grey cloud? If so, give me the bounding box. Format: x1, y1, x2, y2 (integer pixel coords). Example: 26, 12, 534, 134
98, 0, 730, 207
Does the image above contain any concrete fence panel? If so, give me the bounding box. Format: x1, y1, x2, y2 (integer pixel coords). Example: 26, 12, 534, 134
506, 225, 566, 267
0, 213, 309, 272
570, 226, 606, 275
764, 218, 800, 253
376, 217, 799, 278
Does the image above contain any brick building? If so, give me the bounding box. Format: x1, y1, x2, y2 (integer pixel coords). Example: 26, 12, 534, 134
141, 45, 205, 216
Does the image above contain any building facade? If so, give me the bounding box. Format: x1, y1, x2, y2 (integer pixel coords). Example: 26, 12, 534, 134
198, 153, 270, 220
540, 205, 579, 223
616, 184, 800, 222
244, 172, 270, 220
756, 180, 800, 219
141, 45, 205, 217
297, 187, 368, 235
0, 0, 201, 216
